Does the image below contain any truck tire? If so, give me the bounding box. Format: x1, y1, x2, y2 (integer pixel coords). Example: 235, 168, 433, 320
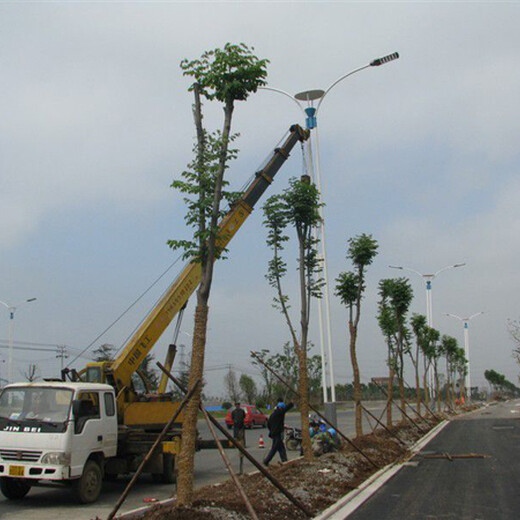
151, 453, 176, 484
0, 478, 31, 500
73, 460, 102, 504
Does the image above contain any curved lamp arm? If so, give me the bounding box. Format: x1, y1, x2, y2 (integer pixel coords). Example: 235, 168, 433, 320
468, 312, 484, 321
259, 86, 306, 117
0, 301, 9, 310
388, 265, 424, 279
434, 263, 466, 278
316, 64, 371, 114
445, 313, 463, 322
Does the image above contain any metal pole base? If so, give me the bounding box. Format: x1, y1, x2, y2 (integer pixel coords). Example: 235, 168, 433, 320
323, 402, 337, 428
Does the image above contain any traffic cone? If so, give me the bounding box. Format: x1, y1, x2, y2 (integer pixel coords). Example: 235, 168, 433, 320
258, 434, 265, 449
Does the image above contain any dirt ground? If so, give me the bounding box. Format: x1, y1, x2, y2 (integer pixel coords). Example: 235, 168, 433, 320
139, 418, 437, 520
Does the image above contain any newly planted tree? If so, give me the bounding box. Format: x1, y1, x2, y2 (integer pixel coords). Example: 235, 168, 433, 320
263, 177, 323, 460
377, 278, 413, 425
335, 234, 378, 437
170, 43, 268, 505
410, 314, 427, 414
440, 335, 458, 408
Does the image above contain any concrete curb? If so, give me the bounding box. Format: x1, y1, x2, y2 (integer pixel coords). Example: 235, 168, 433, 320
313, 419, 450, 520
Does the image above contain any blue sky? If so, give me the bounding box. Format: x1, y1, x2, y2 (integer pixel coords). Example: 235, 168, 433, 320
1, 2, 519, 395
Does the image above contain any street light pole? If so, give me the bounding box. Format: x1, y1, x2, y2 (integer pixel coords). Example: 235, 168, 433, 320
388, 264, 466, 328
262, 52, 399, 409
445, 312, 483, 401
388, 264, 465, 395
0, 298, 37, 384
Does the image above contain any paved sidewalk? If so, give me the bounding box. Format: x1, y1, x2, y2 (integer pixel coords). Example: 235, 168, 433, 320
349, 400, 520, 520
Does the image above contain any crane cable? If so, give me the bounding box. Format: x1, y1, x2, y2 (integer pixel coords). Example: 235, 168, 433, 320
66, 253, 184, 367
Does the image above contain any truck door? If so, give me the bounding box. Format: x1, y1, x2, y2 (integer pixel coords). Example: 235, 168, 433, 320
102, 391, 118, 457
70, 391, 105, 478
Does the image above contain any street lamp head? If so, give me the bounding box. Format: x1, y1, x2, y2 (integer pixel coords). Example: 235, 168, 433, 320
388, 265, 403, 270
453, 263, 466, 268
294, 89, 325, 102
370, 52, 399, 67
26, 298, 37, 303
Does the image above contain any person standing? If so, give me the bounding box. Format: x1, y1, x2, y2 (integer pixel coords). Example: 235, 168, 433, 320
263, 398, 294, 466
231, 402, 246, 443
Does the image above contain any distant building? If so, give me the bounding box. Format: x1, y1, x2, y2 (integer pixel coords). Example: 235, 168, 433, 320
371, 377, 391, 387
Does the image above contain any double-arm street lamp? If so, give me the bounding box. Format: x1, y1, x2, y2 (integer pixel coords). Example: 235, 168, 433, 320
445, 312, 483, 401
262, 52, 399, 407
0, 298, 37, 384
388, 264, 466, 328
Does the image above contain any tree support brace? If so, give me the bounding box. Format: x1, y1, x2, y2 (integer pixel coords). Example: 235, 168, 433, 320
250, 351, 379, 469
372, 381, 427, 435
157, 362, 314, 518
106, 378, 201, 520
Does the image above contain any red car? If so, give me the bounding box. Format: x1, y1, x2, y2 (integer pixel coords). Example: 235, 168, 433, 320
225, 405, 268, 429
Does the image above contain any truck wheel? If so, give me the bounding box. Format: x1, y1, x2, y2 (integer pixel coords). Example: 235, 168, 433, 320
73, 460, 102, 504
151, 454, 176, 484
0, 478, 31, 500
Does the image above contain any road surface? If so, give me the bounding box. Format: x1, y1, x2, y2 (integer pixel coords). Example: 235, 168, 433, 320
349, 399, 520, 520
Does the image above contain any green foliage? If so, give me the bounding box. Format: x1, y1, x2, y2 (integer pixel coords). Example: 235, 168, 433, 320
347, 234, 379, 269
170, 43, 268, 264
138, 354, 159, 392
92, 343, 115, 362
239, 373, 258, 404
377, 278, 414, 374
251, 345, 323, 404
180, 43, 269, 103
484, 369, 520, 395
335, 272, 360, 308
263, 177, 324, 310
168, 133, 240, 262
221, 401, 232, 410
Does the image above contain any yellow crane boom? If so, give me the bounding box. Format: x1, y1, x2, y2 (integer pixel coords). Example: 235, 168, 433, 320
86, 124, 309, 398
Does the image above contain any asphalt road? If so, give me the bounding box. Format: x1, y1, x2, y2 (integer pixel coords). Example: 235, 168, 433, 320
349, 399, 520, 520
0, 401, 398, 520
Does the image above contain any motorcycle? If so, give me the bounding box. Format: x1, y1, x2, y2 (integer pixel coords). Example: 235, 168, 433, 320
284, 425, 302, 451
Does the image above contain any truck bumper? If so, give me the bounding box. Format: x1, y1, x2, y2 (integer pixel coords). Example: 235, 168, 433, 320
0, 462, 70, 481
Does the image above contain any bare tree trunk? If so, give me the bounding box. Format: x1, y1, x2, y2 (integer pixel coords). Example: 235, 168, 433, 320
387, 365, 394, 428
349, 323, 362, 437
297, 346, 312, 460
297, 231, 313, 461
414, 361, 421, 415
423, 358, 430, 408
176, 304, 208, 505
434, 362, 441, 413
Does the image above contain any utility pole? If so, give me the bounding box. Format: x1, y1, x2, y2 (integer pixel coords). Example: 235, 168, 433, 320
56, 345, 69, 371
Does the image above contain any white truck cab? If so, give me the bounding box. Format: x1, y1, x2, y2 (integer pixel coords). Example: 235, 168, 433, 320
0, 381, 117, 503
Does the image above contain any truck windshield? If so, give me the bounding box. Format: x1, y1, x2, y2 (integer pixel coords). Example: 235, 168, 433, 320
0, 387, 73, 430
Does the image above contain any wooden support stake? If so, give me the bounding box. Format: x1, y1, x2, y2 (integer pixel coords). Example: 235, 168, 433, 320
372, 380, 427, 435
157, 362, 314, 518
250, 352, 379, 469
361, 403, 407, 448
202, 409, 259, 520
403, 380, 442, 422
106, 379, 201, 520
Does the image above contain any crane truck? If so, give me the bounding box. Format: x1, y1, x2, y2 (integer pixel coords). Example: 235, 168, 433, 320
0, 124, 309, 503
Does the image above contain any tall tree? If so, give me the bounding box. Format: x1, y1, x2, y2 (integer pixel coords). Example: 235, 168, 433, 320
92, 343, 115, 362
224, 368, 241, 402
170, 43, 268, 505
410, 314, 427, 414
440, 335, 458, 408
263, 176, 323, 461
377, 278, 413, 425
251, 349, 276, 404
335, 234, 378, 438
239, 374, 257, 404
